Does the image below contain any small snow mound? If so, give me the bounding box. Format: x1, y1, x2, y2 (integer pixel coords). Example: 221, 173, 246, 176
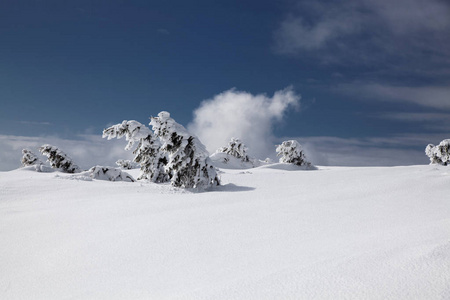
21, 165, 54, 173
86, 166, 136, 182
55, 174, 93, 181
58, 166, 136, 182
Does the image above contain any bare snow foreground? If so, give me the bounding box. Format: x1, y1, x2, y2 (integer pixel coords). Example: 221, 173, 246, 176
1, 165, 450, 299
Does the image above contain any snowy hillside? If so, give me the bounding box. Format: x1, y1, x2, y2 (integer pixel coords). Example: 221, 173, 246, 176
1, 164, 450, 299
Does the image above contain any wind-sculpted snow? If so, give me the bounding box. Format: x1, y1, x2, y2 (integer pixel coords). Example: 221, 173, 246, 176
84, 166, 135, 182
1, 165, 450, 299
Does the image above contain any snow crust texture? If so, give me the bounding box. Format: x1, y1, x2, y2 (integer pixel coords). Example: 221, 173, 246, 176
1, 165, 450, 299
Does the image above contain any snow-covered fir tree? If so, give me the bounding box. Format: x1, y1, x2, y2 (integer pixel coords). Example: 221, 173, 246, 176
425, 139, 450, 165
217, 137, 250, 162
276, 140, 312, 167
39, 144, 81, 173
103, 120, 168, 182
116, 159, 138, 170
150, 111, 220, 189
21, 149, 43, 167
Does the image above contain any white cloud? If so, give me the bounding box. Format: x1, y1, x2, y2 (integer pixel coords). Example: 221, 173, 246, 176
188, 87, 300, 159
0, 134, 133, 172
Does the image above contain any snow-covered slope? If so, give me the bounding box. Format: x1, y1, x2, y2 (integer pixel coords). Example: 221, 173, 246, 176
1, 165, 450, 299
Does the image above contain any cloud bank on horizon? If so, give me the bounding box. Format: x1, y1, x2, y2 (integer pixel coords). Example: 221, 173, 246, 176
188, 87, 300, 159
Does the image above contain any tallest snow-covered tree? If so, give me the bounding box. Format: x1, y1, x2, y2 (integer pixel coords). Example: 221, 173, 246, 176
150, 111, 220, 189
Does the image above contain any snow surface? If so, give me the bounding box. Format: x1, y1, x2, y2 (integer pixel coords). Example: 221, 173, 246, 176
1, 164, 450, 299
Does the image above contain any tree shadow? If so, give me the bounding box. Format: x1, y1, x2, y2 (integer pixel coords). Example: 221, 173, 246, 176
208, 183, 255, 193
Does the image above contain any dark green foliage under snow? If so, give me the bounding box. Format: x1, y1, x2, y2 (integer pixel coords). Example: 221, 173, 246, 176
39, 144, 80, 173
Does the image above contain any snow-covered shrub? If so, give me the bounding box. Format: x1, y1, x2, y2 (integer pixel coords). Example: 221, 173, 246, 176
39, 144, 81, 173
85, 166, 135, 182
103, 120, 168, 182
21, 149, 50, 172
276, 140, 312, 167
217, 137, 250, 162
150, 111, 220, 189
116, 159, 138, 170
210, 137, 263, 169
21, 149, 43, 167
425, 139, 450, 165
264, 158, 273, 164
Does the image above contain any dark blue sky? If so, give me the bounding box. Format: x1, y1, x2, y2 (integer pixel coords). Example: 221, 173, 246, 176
1, 0, 450, 168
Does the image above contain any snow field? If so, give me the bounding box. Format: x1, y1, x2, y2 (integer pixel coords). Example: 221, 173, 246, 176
1, 165, 450, 299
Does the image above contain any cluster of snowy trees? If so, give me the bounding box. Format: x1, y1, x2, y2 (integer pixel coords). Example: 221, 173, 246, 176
103, 111, 220, 190
212, 137, 312, 168
20, 112, 221, 189
21, 110, 317, 190
426, 139, 450, 166
21, 145, 133, 182
21, 145, 80, 173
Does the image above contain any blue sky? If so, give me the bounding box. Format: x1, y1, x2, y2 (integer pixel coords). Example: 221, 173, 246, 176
1, 0, 450, 170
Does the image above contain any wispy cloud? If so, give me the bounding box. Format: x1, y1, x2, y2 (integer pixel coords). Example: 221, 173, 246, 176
274, 0, 450, 73
337, 83, 450, 110
157, 28, 170, 35
188, 87, 300, 159
375, 112, 450, 132
378, 112, 450, 123
16, 121, 52, 126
